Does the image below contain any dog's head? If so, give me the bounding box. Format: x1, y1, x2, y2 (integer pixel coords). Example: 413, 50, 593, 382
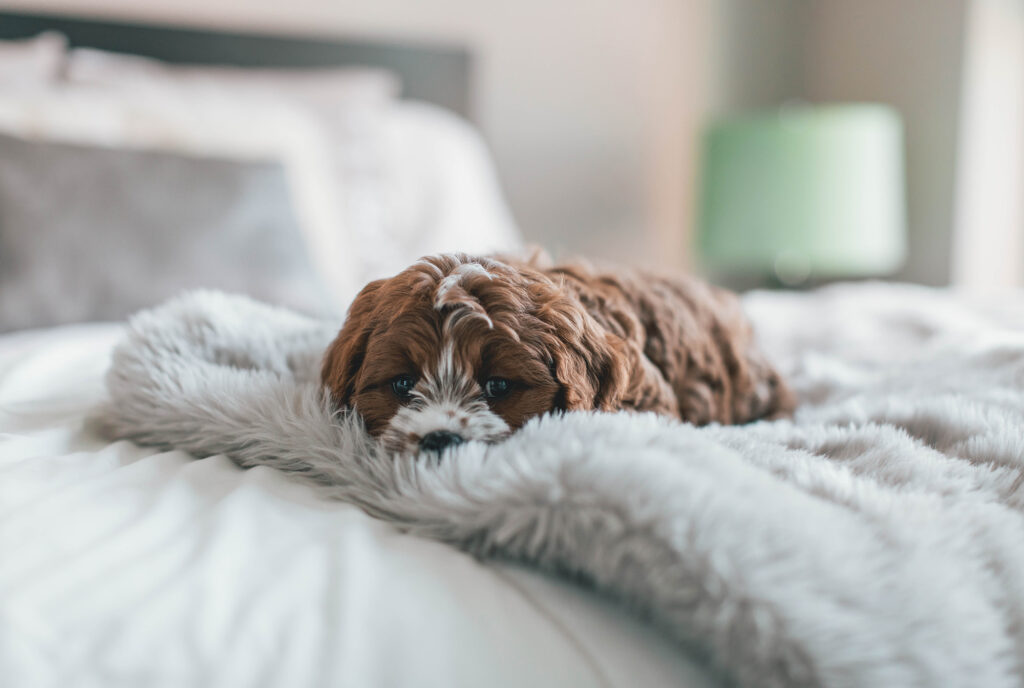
322, 254, 627, 455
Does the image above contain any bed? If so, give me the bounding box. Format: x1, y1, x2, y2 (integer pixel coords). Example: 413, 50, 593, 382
6, 283, 1024, 688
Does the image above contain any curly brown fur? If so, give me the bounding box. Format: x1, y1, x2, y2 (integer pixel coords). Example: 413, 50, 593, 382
322, 253, 793, 454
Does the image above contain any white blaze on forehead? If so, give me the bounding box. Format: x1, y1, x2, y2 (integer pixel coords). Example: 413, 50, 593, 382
434, 262, 493, 307
421, 340, 475, 406
432, 261, 495, 329
437, 341, 457, 381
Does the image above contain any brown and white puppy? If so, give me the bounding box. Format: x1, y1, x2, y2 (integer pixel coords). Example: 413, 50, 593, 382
322, 253, 793, 455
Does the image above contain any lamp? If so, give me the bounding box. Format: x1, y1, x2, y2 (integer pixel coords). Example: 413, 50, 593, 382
696, 104, 907, 286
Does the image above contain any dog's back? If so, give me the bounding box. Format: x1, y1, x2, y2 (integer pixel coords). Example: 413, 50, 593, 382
533, 259, 794, 425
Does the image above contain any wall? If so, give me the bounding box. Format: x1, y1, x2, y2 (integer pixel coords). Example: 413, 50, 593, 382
705, 0, 806, 115
951, 0, 1024, 288
708, 0, 971, 286
803, 0, 970, 286
2, 0, 704, 272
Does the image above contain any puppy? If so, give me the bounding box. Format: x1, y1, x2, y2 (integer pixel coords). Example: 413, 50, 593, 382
322, 253, 793, 454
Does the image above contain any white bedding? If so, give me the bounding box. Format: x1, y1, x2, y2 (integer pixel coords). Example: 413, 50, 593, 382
0, 325, 711, 687
6, 282, 1024, 688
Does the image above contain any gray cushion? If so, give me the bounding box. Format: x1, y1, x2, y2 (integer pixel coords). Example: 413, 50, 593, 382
0, 132, 334, 332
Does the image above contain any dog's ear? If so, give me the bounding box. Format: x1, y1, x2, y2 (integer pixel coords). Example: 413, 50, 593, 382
540, 297, 629, 412
321, 279, 385, 408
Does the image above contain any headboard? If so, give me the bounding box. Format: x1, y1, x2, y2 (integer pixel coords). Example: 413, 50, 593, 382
0, 10, 474, 120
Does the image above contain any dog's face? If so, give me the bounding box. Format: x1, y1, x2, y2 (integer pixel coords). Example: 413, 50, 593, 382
322, 254, 626, 455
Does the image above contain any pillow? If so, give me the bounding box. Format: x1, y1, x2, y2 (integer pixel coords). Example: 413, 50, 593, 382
0, 131, 334, 332
0, 32, 67, 85
64, 50, 523, 286
63, 52, 404, 299
66, 47, 399, 109
367, 101, 522, 281
0, 85, 360, 309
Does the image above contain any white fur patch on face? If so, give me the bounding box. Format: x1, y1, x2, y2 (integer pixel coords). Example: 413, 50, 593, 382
379, 341, 510, 454
381, 400, 510, 455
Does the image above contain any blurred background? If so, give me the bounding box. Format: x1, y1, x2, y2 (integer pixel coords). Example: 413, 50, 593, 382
0, 0, 1021, 333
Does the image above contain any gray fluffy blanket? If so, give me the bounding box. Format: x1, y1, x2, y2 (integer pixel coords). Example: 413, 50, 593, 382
99, 286, 1024, 688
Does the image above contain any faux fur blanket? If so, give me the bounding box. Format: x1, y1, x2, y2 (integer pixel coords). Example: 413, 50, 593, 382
98, 286, 1024, 688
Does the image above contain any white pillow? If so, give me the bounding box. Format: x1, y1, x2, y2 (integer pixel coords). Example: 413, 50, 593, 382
0, 85, 360, 308
66, 47, 399, 108
64, 49, 412, 297
0, 32, 67, 85
363, 101, 523, 281
0, 130, 336, 331
64, 48, 523, 286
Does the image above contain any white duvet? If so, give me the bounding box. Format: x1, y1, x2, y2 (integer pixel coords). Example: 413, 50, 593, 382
0, 325, 708, 687
4, 282, 1024, 688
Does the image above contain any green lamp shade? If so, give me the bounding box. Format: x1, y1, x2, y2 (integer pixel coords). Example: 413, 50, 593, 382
697, 105, 907, 282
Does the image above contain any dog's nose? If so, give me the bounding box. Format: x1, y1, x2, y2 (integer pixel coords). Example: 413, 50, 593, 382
419, 431, 465, 453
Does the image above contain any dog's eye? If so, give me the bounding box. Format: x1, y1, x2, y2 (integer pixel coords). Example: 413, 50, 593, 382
484, 377, 511, 399
390, 375, 416, 399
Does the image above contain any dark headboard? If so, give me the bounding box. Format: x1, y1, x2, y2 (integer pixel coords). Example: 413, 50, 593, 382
0, 10, 473, 120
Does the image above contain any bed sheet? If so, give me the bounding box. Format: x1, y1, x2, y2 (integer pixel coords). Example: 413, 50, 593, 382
0, 324, 714, 687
